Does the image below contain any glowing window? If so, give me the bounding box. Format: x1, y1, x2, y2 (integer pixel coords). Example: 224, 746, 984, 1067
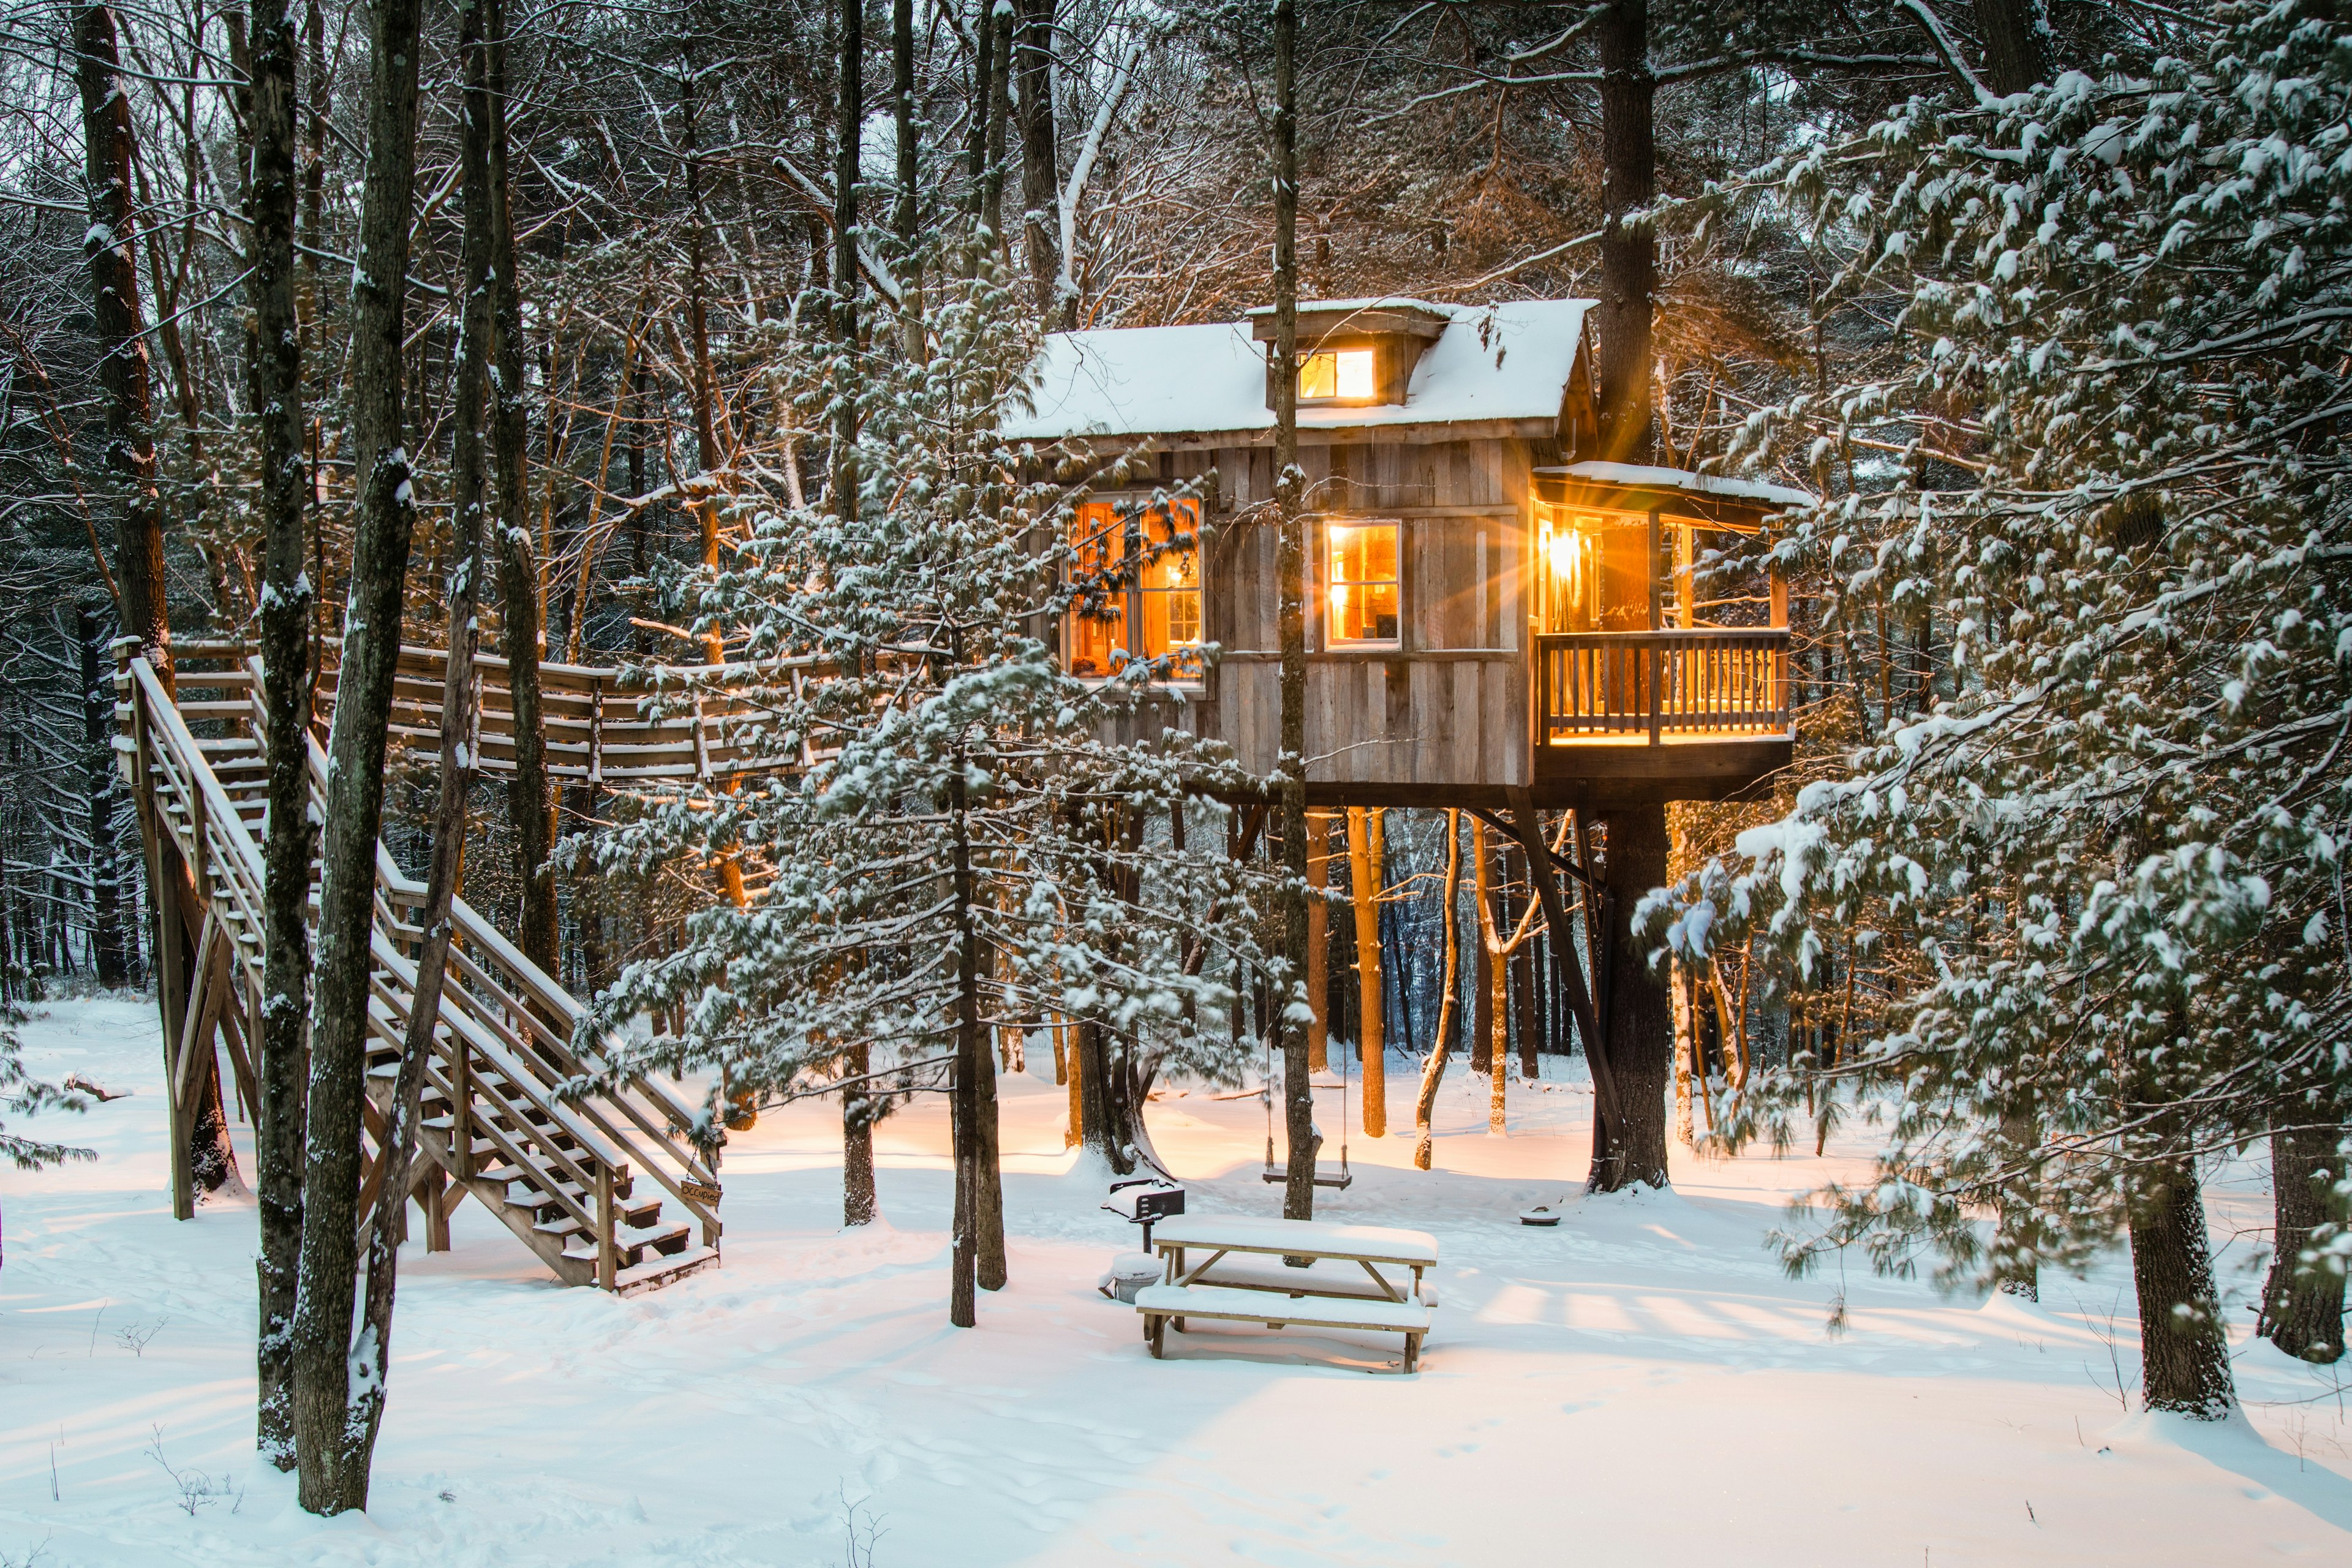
1066, 498, 1203, 678
1137, 500, 1203, 676
1298, 349, 1376, 401
1326, 521, 1400, 645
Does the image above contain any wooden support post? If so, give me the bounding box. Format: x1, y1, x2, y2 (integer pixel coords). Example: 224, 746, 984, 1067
420, 1166, 451, 1252
453, 1028, 474, 1182
595, 1163, 618, 1291
1348, 807, 1386, 1137
154, 858, 196, 1220
1306, 809, 1329, 1072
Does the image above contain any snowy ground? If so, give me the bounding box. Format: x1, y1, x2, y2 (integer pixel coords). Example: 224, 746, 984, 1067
3, 997, 2349, 1566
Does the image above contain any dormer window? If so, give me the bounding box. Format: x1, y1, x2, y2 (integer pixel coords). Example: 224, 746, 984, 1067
1248, 298, 1453, 413
1300, 348, 1376, 402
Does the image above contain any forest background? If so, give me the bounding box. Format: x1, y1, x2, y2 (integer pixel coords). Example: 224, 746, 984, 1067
2, 0, 2345, 1515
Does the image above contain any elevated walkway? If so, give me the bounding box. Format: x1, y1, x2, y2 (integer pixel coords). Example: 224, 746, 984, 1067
116, 640, 737, 1293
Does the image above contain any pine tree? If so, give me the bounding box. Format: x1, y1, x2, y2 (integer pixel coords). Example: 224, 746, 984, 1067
590, 239, 1270, 1324
1650, 0, 2352, 1419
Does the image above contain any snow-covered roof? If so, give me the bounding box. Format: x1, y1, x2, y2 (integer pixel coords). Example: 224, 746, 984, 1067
1541, 461, 1817, 511
1236, 295, 1454, 322
1006, 298, 1594, 443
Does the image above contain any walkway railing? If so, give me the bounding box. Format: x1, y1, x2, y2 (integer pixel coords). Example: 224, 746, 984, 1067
116, 642, 723, 1291
1534, 628, 1791, 744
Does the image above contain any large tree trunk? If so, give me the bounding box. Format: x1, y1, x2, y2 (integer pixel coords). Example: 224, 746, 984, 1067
1591, 807, 1671, 1191
1991, 1095, 2041, 1300
1305, 809, 1328, 1071
833, 0, 878, 1222
1595, 0, 1654, 464
246, 0, 310, 1469
1014, 0, 1058, 320
949, 756, 984, 1325
488, 0, 556, 971
74, 4, 171, 686
1971, 0, 2051, 95
2128, 1160, 2236, 1418
981, 6, 1012, 243
2261, 1117, 2347, 1363
289, 0, 424, 1512
75, 2, 187, 1180
1412, 812, 1463, 1170
1272, 0, 1314, 1224
1347, 808, 1386, 1136
77, 610, 127, 987
892, 0, 923, 359
346, 0, 497, 1473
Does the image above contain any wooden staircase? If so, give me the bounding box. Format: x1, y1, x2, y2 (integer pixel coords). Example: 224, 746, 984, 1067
117, 643, 723, 1294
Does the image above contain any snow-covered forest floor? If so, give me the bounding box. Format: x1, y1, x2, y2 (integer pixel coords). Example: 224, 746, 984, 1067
3, 996, 2348, 1566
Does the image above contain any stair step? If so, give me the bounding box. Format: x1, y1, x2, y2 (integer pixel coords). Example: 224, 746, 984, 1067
615, 1245, 719, 1297
557, 1221, 692, 1272
627, 1221, 692, 1257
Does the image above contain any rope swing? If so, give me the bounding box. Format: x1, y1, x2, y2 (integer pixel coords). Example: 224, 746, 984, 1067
1261, 1005, 1354, 1190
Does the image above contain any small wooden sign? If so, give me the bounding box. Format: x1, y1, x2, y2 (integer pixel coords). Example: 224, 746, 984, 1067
680, 1180, 722, 1207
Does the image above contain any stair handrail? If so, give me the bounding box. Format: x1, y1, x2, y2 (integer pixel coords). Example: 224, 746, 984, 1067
265, 660, 723, 1245
124, 657, 272, 951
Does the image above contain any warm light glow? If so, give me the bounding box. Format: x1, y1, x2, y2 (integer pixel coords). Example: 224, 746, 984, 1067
1299, 349, 1376, 401
1540, 511, 1604, 633
1326, 521, 1400, 643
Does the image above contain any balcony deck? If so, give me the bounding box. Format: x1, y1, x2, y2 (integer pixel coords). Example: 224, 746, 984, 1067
1526, 627, 1793, 804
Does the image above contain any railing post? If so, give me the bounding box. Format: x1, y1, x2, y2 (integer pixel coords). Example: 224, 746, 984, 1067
595, 1163, 618, 1290
1648, 643, 1662, 746
453, 1029, 474, 1182
186, 768, 208, 903
588, 678, 604, 784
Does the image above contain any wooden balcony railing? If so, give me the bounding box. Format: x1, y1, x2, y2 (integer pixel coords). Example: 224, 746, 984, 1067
1535, 628, 1791, 744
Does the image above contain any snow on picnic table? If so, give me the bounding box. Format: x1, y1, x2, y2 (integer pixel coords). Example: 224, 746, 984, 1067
3, 997, 2348, 1566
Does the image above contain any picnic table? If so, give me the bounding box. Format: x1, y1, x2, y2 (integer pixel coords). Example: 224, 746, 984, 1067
1134, 1215, 1439, 1373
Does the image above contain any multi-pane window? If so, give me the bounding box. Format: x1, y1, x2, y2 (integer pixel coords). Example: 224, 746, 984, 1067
1066, 497, 1203, 679
1298, 348, 1376, 401
1537, 507, 1651, 632
1326, 520, 1400, 645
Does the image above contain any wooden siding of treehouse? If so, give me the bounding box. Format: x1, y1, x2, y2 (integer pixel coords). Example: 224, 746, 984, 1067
1184, 434, 1534, 791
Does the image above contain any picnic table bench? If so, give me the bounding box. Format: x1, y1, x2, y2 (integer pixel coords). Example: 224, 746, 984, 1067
1135, 1216, 1439, 1373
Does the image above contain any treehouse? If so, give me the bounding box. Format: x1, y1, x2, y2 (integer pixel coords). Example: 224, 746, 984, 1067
1007, 296, 1812, 809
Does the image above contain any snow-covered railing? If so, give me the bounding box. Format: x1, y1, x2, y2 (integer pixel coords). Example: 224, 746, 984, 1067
113, 640, 722, 1288
1536, 628, 1791, 744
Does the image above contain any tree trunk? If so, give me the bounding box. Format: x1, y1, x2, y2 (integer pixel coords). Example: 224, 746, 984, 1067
973, 999, 1008, 1292
74, 3, 172, 688
488, 0, 556, 971
290, 0, 424, 1512
831, 0, 875, 1205
1271, 0, 1314, 1223
2261, 1117, 2346, 1363
981, 6, 1013, 243
75, 1, 185, 1184
1991, 1095, 2041, 1300
1412, 813, 1463, 1170
966, 0, 996, 211
77, 611, 127, 987
949, 754, 986, 1325
247, 0, 310, 1469
892, 0, 923, 359
1347, 808, 1387, 1137
347, 0, 496, 1466
1306, 809, 1328, 1072
1971, 0, 2051, 95
842, 1046, 878, 1224
1014, 0, 1058, 320
2128, 1160, 2235, 1418
1591, 807, 1670, 1191
1596, 0, 1654, 464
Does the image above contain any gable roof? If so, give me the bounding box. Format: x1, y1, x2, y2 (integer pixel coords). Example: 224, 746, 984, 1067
1004, 298, 1594, 443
